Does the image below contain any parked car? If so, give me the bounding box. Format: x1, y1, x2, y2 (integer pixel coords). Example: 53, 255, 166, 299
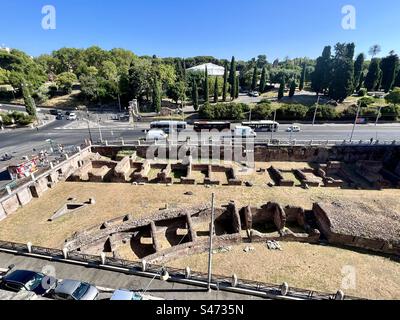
0, 269, 57, 296
49, 109, 59, 116
110, 289, 164, 301
67, 113, 77, 121
286, 125, 301, 133
52, 279, 99, 300
56, 114, 64, 120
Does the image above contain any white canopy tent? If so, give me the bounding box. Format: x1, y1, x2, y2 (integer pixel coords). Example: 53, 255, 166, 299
186, 63, 225, 76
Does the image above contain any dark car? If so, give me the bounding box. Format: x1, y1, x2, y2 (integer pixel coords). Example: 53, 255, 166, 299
56, 114, 64, 120
49, 109, 59, 116
0, 270, 57, 296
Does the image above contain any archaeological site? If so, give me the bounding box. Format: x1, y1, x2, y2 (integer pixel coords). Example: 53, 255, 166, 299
0, 142, 399, 300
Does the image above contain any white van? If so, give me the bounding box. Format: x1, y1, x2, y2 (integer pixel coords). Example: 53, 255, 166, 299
233, 126, 257, 138
146, 129, 168, 141
286, 125, 301, 133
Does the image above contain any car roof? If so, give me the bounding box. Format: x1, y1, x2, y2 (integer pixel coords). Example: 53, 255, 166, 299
4, 270, 42, 284
54, 279, 82, 295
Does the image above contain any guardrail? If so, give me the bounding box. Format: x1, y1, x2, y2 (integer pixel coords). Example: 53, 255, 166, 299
0, 240, 362, 300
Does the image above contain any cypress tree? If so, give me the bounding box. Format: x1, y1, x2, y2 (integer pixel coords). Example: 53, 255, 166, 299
213, 77, 219, 103
364, 58, 381, 91
259, 67, 267, 93
152, 77, 161, 113
299, 63, 306, 91
311, 46, 332, 95
380, 53, 399, 93
278, 80, 285, 100
353, 53, 365, 91
204, 67, 209, 104
222, 62, 228, 102
22, 84, 37, 117
229, 56, 236, 100
289, 80, 296, 97
329, 43, 355, 102
235, 75, 239, 98
251, 66, 258, 91
192, 79, 199, 111
394, 70, 400, 88
357, 72, 365, 91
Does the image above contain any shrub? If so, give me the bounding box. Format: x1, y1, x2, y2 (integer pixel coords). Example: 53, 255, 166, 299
276, 104, 308, 120
200, 102, 249, 120
306, 104, 338, 121
358, 88, 367, 96
380, 105, 400, 121
251, 102, 273, 120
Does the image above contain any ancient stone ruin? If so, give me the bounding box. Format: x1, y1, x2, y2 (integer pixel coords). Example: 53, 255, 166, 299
64, 199, 399, 264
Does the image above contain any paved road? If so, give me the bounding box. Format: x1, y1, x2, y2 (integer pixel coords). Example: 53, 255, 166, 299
0, 251, 262, 300
1, 119, 400, 166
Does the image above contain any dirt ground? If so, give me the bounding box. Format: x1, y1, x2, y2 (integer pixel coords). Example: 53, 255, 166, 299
167, 242, 400, 300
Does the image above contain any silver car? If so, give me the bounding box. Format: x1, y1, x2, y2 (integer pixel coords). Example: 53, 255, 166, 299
53, 279, 99, 301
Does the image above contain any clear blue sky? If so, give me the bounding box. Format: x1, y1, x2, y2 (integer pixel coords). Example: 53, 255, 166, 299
1, 0, 399, 61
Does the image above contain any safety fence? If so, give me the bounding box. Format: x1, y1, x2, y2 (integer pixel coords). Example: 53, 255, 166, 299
0, 240, 363, 300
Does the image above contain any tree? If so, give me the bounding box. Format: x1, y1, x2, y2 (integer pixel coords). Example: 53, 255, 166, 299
222, 62, 228, 102
229, 56, 236, 100
369, 45, 381, 58
311, 46, 332, 95
329, 43, 355, 102
152, 77, 161, 113
55, 72, 77, 94
213, 76, 219, 103
235, 74, 239, 99
259, 67, 267, 93
203, 67, 209, 104
353, 53, 365, 91
299, 63, 306, 91
395, 71, 400, 87
380, 53, 399, 92
22, 84, 37, 118
251, 66, 258, 91
364, 58, 381, 91
289, 80, 296, 97
278, 80, 285, 100
385, 87, 400, 106
192, 79, 199, 111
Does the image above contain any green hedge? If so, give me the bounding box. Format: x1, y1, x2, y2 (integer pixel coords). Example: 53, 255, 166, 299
200, 102, 249, 120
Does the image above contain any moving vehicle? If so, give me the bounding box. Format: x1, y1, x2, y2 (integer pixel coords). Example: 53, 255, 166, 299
0, 269, 57, 296
232, 126, 257, 138
110, 289, 164, 301
53, 279, 99, 301
193, 121, 231, 132
146, 129, 168, 141
150, 121, 187, 134
242, 120, 279, 132
67, 113, 77, 121
248, 91, 260, 97
286, 125, 301, 133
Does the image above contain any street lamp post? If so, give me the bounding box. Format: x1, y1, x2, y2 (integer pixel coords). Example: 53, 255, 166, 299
350, 101, 361, 142
270, 109, 277, 141
312, 95, 320, 126
374, 105, 383, 141
97, 115, 103, 143
207, 193, 216, 292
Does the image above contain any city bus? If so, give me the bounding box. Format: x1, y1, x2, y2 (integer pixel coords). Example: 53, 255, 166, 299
193, 121, 231, 132
241, 120, 279, 132
150, 121, 187, 134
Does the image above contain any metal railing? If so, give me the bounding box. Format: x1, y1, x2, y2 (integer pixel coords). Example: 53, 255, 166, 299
0, 239, 363, 300
94, 138, 400, 148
